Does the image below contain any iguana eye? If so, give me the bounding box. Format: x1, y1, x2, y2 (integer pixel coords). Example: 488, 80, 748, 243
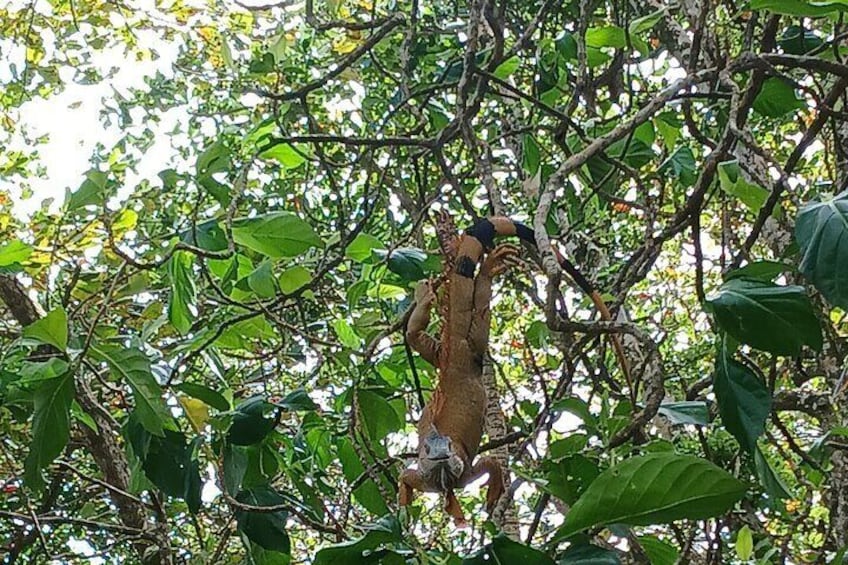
424, 444, 430, 454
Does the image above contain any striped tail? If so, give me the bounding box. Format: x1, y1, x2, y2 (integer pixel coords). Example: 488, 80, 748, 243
455, 216, 631, 384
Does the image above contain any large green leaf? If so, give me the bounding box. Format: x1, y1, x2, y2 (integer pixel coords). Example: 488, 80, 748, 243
314, 516, 403, 565
779, 25, 823, 55
560, 453, 746, 536
338, 439, 389, 515
179, 219, 228, 252
637, 536, 679, 565
713, 346, 771, 454
168, 250, 197, 335
717, 160, 769, 212
235, 485, 291, 554
750, 0, 847, 16
232, 212, 323, 258
754, 446, 792, 500
18, 358, 70, 385
706, 278, 822, 355
345, 233, 385, 263
559, 543, 620, 564
24, 371, 74, 488
657, 401, 709, 426
22, 307, 68, 352
174, 381, 230, 411
228, 396, 278, 445
373, 247, 429, 281
0, 240, 33, 266
463, 533, 554, 564
66, 169, 107, 210
278, 265, 312, 294
541, 455, 599, 506
93, 345, 172, 436
796, 189, 848, 309
357, 390, 401, 440
752, 78, 806, 117
126, 413, 202, 513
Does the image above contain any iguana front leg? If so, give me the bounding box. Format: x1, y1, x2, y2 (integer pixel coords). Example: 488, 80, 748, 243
460, 456, 505, 513
406, 280, 440, 366
399, 468, 469, 527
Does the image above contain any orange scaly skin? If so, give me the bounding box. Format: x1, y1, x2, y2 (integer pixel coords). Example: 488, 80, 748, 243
399, 216, 630, 526
400, 219, 522, 525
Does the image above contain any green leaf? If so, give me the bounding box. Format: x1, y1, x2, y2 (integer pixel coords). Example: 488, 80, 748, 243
314, 515, 402, 565
345, 233, 386, 263
523, 134, 542, 176
707, 278, 822, 355
750, 0, 847, 16
779, 25, 823, 55
752, 78, 805, 118
93, 345, 173, 437
232, 212, 324, 258
358, 390, 401, 440
0, 240, 33, 266
754, 446, 792, 500
796, 189, 848, 309
559, 543, 620, 564
275, 388, 318, 411
235, 485, 291, 554
333, 319, 361, 349
18, 358, 70, 385
24, 372, 74, 489
561, 453, 746, 536
713, 346, 771, 454
658, 146, 696, 187
717, 160, 769, 212
463, 533, 554, 565
374, 247, 429, 281
725, 261, 792, 282
247, 261, 277, 298
493, 56, 521, 79
228, 396, 278, 445
338, 439, 389, 515
585, 26, 626, 49
196, 140, 231, 179
179, 220, 228, 252
168, 250, 197, 335
629, 7, 667, 35
638, 536, 679, 565
23, 307, 68, 352
126, 414, 202, 513
736, 525, 754, 561
259, 142, 307, 169
66, 169, 107, 210
541, 455, 599, 505
278, 265, 313, 294
223, 443, 249, 494
174, 382, 230, 411
657, 401, 709, 426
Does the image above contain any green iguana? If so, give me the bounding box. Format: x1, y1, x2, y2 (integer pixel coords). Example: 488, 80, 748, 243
399, 216, 628, 526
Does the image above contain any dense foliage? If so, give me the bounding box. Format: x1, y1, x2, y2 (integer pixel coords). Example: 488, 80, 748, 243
1, 0, 848, 563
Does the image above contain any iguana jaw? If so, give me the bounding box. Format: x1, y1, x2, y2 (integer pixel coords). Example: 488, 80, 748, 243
419, 430, 465, 491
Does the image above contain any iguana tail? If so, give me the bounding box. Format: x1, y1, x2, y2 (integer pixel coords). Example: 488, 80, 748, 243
456, 216, 631, 385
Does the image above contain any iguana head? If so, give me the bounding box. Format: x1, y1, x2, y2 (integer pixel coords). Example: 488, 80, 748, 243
419, 426, 465, 492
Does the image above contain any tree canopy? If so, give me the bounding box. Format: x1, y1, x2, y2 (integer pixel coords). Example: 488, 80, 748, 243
1, 0, 848, 563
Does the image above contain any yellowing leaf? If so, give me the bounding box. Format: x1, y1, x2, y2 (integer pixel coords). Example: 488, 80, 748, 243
180, 397, 210, 433
332, 35, 360, 55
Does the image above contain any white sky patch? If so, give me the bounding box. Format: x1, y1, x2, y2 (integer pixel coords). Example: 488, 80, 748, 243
6, 30, 181, 220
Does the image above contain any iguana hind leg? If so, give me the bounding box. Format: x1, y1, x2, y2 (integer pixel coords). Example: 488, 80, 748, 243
461, 456, 505, 513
